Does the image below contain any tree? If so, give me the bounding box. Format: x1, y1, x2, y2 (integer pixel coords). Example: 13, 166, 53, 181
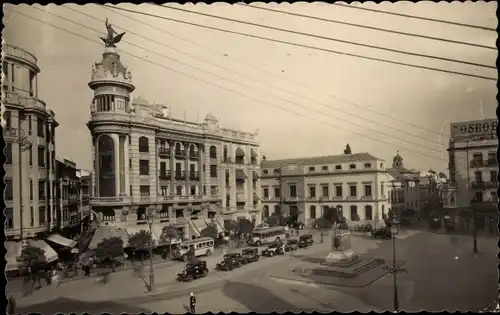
438, 172, 447, 179
94, 236, 124, 271
237, 218, 254, 235
160, 225, 178, 258
224, 220, 238, 234
265, 214, 280, 226
344, 143, 352, 154
128, 230, 153, 254
200, 223, 219, 239
17, 245, 46, 271
323, 206, 342, 225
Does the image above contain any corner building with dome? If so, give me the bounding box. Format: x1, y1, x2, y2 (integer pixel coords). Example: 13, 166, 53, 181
87, 45, 262, 242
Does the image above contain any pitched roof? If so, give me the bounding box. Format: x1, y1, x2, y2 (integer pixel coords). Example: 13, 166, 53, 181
387, 168, 419, 181
261, 153, 383, 168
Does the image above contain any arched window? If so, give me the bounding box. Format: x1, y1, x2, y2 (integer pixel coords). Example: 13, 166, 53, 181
189, 144, 197, 157
223, 145, 228, 162
139, 136, 149, 153
209, 146, 217, 159
365, 205, 373, 220
263, 205, 269, 218
350, 205, 358, 221
235, 147, 245, 164
310, 205, 316, 219
175, 142, 184, 155
4, 111, 11, 129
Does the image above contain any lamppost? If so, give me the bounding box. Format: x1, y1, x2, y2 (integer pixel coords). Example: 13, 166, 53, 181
383, 215, 407, 312
471, 199, 478, 253
319, 199, 324, 243
146, 213, 155, 292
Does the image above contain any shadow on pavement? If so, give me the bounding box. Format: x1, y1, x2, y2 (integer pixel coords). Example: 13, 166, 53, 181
221, 281, 306, 313
16, 297, 151, 313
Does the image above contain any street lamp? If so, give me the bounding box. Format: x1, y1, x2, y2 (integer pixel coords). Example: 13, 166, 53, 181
383, 215, 407, 312
470, 199, 478, 253
319, 199, 324, 243
146, 213, 155, 292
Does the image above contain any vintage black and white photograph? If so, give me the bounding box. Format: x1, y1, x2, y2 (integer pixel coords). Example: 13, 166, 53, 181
2, 2, 498, 313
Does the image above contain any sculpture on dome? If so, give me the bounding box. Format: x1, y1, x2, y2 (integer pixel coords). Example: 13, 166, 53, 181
100, 18, 126, 48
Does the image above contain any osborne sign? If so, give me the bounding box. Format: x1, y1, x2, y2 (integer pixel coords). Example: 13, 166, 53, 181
450, 118, 497, 141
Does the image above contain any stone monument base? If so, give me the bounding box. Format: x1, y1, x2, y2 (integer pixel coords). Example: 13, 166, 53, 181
324, 249, 358, 266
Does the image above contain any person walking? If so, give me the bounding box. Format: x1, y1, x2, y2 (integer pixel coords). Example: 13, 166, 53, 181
189, 292, 196, 314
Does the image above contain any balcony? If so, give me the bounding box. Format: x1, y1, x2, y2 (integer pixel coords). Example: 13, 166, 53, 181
471, 181, 486, 189
361, 195, 373, 201
285, 196, 299, 203
159, 170, 172, 180
486, 159, 498, 166
470, 160, 484, 168
189, 171, 200, 181
163, 195, 176, 201
158, 148, 171, 158
91, 196, 130, 206
346, 196, 358, 200
486, 181, 498, 189
319, 196, 330, 202
4, 127, 20, 141
188, 151, 200, 160
307, 196, 317, 201
175, 150, 186, 159
332, 196, 344, 200
175, 170, 186, 180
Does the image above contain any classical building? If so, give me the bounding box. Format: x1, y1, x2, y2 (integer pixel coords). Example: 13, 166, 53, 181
260, 151, 389, 227
386, 151, 421, 218
442, 118, 497, 232
87, 29, 262, 245
3, 43, 59, 241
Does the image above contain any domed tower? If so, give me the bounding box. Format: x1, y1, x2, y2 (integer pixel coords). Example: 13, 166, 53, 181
392, 150, 404, 169
87, 19, 134, 200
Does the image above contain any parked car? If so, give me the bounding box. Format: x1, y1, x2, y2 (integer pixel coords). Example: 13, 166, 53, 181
289, 221, 305, 230
240, 248, 259, 264
176, 259, 209, 282
215, 252, 243, 271
298, 234, 314, 248
261, 242, 285, 257
284, 239, 299, 252
372, 227, 392, 239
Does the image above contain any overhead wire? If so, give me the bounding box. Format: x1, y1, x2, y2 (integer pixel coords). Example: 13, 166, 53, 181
331, 3, 497, 32
157, 4, 495, 70
64, 5, 446, 147
236, 3, 496, 50
102, 4, 453, 138
11, 7, 452, 162
102, 5, 497, 82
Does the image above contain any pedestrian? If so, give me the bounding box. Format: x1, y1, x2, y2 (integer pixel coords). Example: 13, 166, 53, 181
189, 292, 196, 314
51, 268, 60, 288
7, 295, 16, 315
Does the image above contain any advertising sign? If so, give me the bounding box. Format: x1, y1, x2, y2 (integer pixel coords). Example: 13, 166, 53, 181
450, 118, 497, 141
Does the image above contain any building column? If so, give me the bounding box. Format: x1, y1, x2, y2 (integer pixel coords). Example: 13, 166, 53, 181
185, 143, 190, 195
119, 135, 126, 195
169, 140, 175, 194
198, 145, 204, 195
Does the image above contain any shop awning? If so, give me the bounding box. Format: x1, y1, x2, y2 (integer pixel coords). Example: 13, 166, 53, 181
6, 241, 22, 271
30, 240, 59, 263
236, 170, 247, 180
89, 226, 129, 249
46, 233, 78, 248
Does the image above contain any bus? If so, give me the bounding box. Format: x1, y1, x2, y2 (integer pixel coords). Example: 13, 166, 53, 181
247, 226, 288, 246
175, 237, 215, 262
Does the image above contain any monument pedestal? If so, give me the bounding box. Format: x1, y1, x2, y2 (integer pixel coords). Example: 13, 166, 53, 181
324, 230, 359, 265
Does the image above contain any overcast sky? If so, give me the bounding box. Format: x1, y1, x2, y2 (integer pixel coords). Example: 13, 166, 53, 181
3, 2, 497, 172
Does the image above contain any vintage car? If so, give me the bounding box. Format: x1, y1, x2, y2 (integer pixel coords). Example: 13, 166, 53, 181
260, 242, 285, 257
176, 259, 209, 282
284, 238, 299, 251
240, 248, 259, 264
298, 234, 314, 248
372, 227, 392, 239
215, 252, 243, 271
289, 221, 306, 230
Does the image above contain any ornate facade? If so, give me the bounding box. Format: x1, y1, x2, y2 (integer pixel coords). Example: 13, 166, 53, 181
87, 44, 262, 240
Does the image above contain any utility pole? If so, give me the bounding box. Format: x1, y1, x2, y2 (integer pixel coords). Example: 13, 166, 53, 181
465, 140, 478, 253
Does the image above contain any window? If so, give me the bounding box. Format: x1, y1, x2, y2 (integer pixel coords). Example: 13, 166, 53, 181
263, 169, 268, 175
349, 185, 357, 196
190, 186, 196, 195
129, 159, 132, 168
364, 163, 372, 168
37, 146, 45, 167
29, 180, 33, 200
5, 180, 13, 200
160, 161, 167, 176
5, 208, 13, 229
274, 205, 281, 215
37, 118, 44, 138
39, 180, 46, 200
274, 169, 280, 175
263, 188, 269, 198
308, 166, 315, 172
139, 185, 150, 196
490, 171, 497, 182
350, 205, 358, 220
139, 160, 149, 175
365, 206, 373, 220
289, 185, 297, 197
30, 206, 34, 227
160, 186, 168, 196
335, 165, 341, 170
274, 187, 280, 198
322, 185, 329, 197
176, 186, 183, 195
139, 137, 149, 153
349, 164, 356, 169
210, 165, 218, 178
310, 205, 316, 219
322, 165, 328, 171
39, 206, 46, 225
364, 184, 372, 196
2, 61, 8, 85
5, 143, 12, 164
4, 111, 11, 129
335, 185, 342, 197
11, 64, 15, 85
474, 191, 483, 202
130, 185, 133, 196
209, 146, 217, 158
474, 171, 482, 182
203, 164, 206, 173
380, 183, 385, 196
128, 136, 131, 145
308, 186, 316, 198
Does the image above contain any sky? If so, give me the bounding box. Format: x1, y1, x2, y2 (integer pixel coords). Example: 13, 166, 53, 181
2, 2, 497, 172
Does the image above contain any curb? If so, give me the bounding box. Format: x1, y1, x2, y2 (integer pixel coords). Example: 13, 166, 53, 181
267, 271, 387, 288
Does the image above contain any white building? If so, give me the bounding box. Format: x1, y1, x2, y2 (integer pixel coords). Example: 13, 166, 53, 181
260, 151, 389, 228
442, 118, 497, 232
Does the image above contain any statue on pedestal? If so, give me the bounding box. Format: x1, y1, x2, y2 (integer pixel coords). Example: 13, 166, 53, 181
100, 18, 126, 48
324, 224, 358, 265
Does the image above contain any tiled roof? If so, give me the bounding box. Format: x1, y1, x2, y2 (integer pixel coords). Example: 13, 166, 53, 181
387, 168, 419, 181
261, 153, 383, 168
